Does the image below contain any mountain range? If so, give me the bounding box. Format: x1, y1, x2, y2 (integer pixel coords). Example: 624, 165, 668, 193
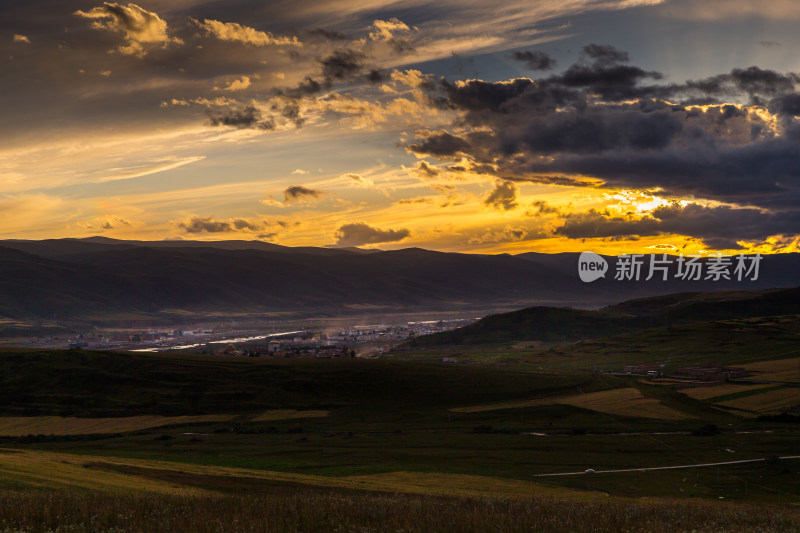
1, 237, 799, 324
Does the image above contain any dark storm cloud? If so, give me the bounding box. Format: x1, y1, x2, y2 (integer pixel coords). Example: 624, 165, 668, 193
409, 48, 800, 210
388, 37, 415, 54
484, 180, 518, 211
365, 68, 389, 83
553, 62, 663, 100
555, 210, 661, 239
233, 218, 262, 231
321, 49, 364, 81
334, 222, 410, 246
412, 160, 441, 179
404, 45, 800, 243
278, 101, 304, 127
683, 67, 800, 103
555, 203, 800, 248
305, 28, 350, 41
283, 185, 323, 203
406, 131, 472, 158
207, 106, 273, 129
526, 200, 561, 215
581, 44, 629, 64
179, 217, 234, 233
517, 101, 684, 154
512, 50, 556, 71
522, 125, 800, 206
285, 77, 326, 97
435, 78, 537, 113
178, 216, 266, 233
772, 93, 800, 115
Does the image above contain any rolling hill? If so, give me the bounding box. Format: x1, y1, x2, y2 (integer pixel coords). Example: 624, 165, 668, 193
407, 286, 800, 347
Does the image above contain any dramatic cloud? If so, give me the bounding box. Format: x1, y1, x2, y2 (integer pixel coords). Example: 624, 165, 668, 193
178, 217, 233, 233
368, 18, 413, 53
321, 50, 365, 82
412, 161, 441, 179
581, 44, 629, 64
526, 200, 561, 216
409, 48, 800, 212
7, 1, 800, 252
283, 185, 324, 203
74, 2, 182, 57
232, 218, 262, 231
555, 203, 800, 250
99, 216, 132, 230
207, 106, 271, 129
484, 180, 518, 211
468, 225, 532, 244
192, 18, 300, 47
177, 216, 265, 233
219, 76, 251, 92
397, 43, 800, 247
334, 222, 410, 246
369, 18, 410, 41
407, 131, 472, 158
512, 50, 556, 70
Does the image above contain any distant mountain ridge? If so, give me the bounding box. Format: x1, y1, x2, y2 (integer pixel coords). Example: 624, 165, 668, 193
0, 238, 798, 323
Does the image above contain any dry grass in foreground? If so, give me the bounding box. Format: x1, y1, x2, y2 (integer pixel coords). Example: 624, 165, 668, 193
740, 357, 800, 383
679, 383, 776, 401
0, 449, 591, 499
451, 387, 692, 420
717, 387, 800, 415
251, 409, 329, 422
0, 490, 797, 533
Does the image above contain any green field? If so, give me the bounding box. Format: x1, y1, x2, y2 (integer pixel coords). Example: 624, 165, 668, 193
2, 314, 799, 532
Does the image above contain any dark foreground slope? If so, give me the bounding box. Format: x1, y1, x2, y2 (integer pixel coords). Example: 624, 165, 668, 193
0, 349, 581, 417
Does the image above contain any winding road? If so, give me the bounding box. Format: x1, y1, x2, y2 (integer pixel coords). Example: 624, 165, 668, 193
533, 456, 800, 477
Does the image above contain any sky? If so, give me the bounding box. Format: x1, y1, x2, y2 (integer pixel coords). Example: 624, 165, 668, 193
2, 0, 800, 254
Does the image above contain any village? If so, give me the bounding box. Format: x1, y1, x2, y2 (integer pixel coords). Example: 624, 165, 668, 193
597, 362, 760, 390
38, 317, 479, 357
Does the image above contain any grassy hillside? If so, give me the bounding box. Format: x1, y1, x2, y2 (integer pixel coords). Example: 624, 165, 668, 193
0, 342, 798, 521
528, 314, 800, 372
408, 306, 639, 346
409, 286, 800, 348
0, 349, 583, 417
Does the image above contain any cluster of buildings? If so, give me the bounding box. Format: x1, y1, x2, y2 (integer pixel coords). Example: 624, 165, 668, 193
55, 317, 477, 356
222, 340, 356, 359
674, 364, 750, 382
620, 363, 750, 383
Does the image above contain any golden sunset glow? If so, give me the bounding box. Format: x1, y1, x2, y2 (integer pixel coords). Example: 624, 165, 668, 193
1, 0, 799, 255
